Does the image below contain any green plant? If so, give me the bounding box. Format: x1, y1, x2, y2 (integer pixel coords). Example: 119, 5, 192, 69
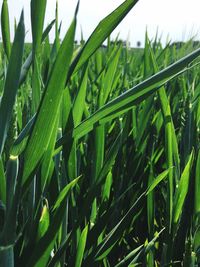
0, 0, 200, 266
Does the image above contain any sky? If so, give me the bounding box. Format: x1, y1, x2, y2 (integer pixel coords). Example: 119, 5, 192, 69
1, 0, 200, 47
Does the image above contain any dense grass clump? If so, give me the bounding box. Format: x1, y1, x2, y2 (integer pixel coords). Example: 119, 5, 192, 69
1, 0, 200, 266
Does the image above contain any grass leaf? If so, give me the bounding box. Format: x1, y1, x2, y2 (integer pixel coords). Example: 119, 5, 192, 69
0, 11, 25, 155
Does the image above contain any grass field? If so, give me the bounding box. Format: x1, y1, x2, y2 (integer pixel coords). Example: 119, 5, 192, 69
1, 0, 200, 266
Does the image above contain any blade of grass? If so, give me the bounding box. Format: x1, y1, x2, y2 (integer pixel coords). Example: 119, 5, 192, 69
19, 20, 55, 86
31, 0, 47, 112
31, 0, 47, 54
68, 0, 139, 77
0, 157, 6, 204
148, 36, 180, 234
0, 11, 25, 155
1, 0, 11, 59
21, 6, 78, 188
146, 169, 170, 195
75, 225, 88, 267
173, 150, 194, 225
194, 149, 200, 215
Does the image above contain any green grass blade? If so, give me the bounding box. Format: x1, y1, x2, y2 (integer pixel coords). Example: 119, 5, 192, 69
146, 161, 164, 263
146, 169, 170, 195
0, 157, 6, 204
69, 0, 139, 76
0, 156, 19, 267
73, 66, 88, 127
1, 0, 11, 59
31, 0, 47, 54
148, 40, 175, 233
52, 175, 81, 212
5, 156, 18, 216
40, 113, 60, 192
173, 150, 194, 225
22, 10, 77, 187
0, 11, 25, 155
19, 20, 55, 86
75, 225, 88, 267
31, 0, 47, 113
31, 58, 41, 113
102, 46, 121, 104
10, 115, 35, 156
36, 204, 50, 241
114, 245, 144, 267
194, 149, 200, 215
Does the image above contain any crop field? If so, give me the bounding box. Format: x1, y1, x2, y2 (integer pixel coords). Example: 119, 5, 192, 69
1, 0, 200, 266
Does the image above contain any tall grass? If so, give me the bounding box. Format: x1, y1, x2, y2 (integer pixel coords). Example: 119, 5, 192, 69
0, 0, 200, 266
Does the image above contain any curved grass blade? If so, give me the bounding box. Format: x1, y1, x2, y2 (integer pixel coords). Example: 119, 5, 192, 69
68, 0, 139, 77
21, 8, 78, 188
146, 169, 170, 195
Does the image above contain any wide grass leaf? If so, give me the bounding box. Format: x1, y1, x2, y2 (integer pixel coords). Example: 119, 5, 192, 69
31, 0, 47, 53
173, 150, 194, 224
0, 11, 25, 155
31, 0, 47, 113
22, 9, 77, 187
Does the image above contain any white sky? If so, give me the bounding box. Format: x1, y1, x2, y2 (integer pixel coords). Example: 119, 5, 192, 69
1, 0, 200, 46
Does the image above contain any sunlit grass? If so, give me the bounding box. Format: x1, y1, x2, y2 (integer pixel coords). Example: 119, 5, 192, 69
0, 0, 200, 266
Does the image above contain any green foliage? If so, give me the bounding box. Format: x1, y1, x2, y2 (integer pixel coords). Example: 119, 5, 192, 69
0, 0, 200, 266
